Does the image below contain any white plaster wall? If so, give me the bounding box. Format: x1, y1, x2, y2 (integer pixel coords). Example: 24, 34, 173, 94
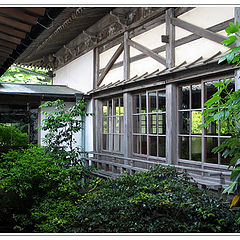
39, 101, 82, 149
53, 50, 94, 94
85, 99, 94, 152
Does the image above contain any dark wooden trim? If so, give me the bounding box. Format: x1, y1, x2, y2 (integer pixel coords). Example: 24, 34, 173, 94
123, 31, 130, 81
0, 8, 38, 25
92, 62, 237, 99
97, 43, 124, 86
0, 32, 21, 44
100, 18, 233, 73
24, 7, 46, 16
0, 24, 26, 39
171, 17, 227, 45
166, 8, 175, 68
128, 39, 166, 66
0, 15, 31, 32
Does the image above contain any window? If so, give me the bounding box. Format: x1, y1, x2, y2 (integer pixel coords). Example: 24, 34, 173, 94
132, 90, 166, 158
102, 97, 124, 153
178, 79, 235, 166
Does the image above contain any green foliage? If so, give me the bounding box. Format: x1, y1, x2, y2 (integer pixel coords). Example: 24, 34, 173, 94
40, 99, 93, 165
203, 21, 240, 209
0, 65, 51, 84
0, 124, 29, 146
62, 166, 238, 233
0, 145, 93, 232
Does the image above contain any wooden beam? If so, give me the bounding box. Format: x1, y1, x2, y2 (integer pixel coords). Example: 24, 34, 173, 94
128, 39, 166, 66
171, 17, 227, 44
123, 31, 130, 81
0, 40, 18, 50
0, 24, 26, 39
0, 15, 32, 32
93, 47, 99, 89
0, 46, 13, 54
97, 43, 124, 86
23, 7, 46, 16
166, 8, 175, 68
0, 8, 38, 25
101, 18, 233, 73
0, 32, 21, 44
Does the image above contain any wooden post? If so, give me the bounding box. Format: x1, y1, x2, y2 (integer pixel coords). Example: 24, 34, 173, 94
235, 7, 240, 90
123, 93, 133, 161
123, 31, 130, 81
93, 47, 99, 89
166, 8, 175, 68
166, 83, 178, 165
95, 99, 102, 153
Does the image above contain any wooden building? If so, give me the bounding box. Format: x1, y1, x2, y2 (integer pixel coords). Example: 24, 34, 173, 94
0, 6, 239, 190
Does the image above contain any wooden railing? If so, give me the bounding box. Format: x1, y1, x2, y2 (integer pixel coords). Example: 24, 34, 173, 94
82, 151, 232, 191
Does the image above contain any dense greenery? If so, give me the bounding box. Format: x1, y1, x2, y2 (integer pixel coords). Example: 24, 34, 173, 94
21, 166, 240, 232
0, 65, 51, 84
0, 124, 29, 146
0, 145, 93, 232
202, 21, 240, 210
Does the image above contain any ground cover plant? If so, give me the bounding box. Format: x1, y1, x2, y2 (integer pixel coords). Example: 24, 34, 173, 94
30, 165, 239, 233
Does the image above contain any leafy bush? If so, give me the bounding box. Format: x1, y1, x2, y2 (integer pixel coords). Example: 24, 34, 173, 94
29, 165, 239, 233
0, 124, 28, 146
0, 145, 93, 232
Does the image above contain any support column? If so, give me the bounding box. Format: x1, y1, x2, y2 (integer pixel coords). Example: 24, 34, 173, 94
166, 83, 178, 165
95, 99, 102, 153
123, 31, 130, 81
93, 47, 99, 88
166, 8, 175, 68
123, 92, 133, 160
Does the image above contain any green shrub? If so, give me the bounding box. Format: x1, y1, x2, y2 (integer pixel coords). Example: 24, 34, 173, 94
0, 145, 93, 232
67, 166, 239, 233
0, 124, 28, 146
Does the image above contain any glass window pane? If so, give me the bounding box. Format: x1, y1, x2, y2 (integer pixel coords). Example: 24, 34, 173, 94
180, 86, 190, 109
103, 117, 108, 133
158, 136, 166, 157
149, 136, 157, 156
220, 120, 231, 136
120, 98, 124, 115
103, 101, 108, 116
114, 117, 119, 133
204, 81, 218, 102
108, 117, 113, 134
133, 115, 140, 133
191, 111, 202, 135
149, 92, 157, 112
141, 135, 147, 155
108, 100, 112, 116
114, 98, 119, 115
133, 135, 140, 154
205, 137, 218, 164
113, 134, 120, 152
220, 138, 231, 166
141, 93, 146, 113
179, 111, 190, 134
158, 91, 166, 112
119, 116, 124, 134
191, 137, 201, 161
192, 84, 201, 109
179, 136, 189, 160
140, 115, 147, 134
103, 134, 107, 150
133, 95, 140, 114
158, 113, 166, 135
149, 114, 157, 134
206, 121, 219, 136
